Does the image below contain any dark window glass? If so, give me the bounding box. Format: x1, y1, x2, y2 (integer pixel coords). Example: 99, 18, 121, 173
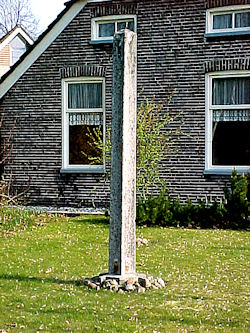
99, 23, 115, 37
117, 21, 126, 31
117, 20, 134, 31
69, 124, 103, 165
68, 113, 103, 165
212, 77, 250, 105
128, 21, 135, 31
68, 83, 102, 109
235, 11, 250, 28
212, 121, 250, 165
213, 14, 232, 29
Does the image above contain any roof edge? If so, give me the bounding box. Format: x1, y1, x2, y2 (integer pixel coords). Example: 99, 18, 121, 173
0, 0, 90, 100
0, 26, 34, 52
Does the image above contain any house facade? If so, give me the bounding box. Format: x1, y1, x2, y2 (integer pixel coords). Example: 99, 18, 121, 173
0, 25, 33, 78
0, 0, 249, 208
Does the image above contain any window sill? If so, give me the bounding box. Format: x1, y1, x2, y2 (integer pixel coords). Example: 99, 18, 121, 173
60, 167, 105, 174
204, 167, 250, 175
205, 30, 250, 38
89, 39, 113, 45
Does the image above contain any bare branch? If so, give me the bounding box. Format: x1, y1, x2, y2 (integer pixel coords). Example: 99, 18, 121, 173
0, 0, 40, 38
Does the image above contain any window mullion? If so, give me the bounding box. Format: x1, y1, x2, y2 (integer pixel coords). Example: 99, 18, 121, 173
232, 12, 235, 29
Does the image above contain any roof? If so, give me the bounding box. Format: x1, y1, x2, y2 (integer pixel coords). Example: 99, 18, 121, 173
0, 0, 111, 100
0, 25, 34, 51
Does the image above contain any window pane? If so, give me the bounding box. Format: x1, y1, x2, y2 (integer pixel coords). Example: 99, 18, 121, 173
12, 49, 24, 64
212, 119, 250, 165
235, 11, 250, 28
212, 77, 250, 105
99, 23, 115, 37
10, 35, 26, 50
213, 14, 232, 29
128, 21, 135, 31
10, 35, 26, 64
117, 20, 134, 31
69, 113, 103, 165
68, 83, 102, 109
117, 21, 126, 31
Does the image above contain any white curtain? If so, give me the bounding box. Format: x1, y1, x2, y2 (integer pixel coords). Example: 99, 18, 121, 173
68, 83, 102, 109
235, 12, 250, 28
212, 77, 250, 105
213, 14, 232, 29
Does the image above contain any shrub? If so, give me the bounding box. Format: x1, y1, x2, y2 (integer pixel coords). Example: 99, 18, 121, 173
136, 170, 249, 230
224, 170, 249, 229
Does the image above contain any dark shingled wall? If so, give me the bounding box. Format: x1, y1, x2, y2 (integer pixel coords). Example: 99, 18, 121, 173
0, 0, 249, 207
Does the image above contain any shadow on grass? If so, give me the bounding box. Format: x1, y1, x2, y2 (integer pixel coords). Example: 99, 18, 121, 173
70, 215, 109, 227
0, 273, 88, 287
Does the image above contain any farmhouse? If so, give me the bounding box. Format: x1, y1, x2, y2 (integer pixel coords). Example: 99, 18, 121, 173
0, 0, 249, 208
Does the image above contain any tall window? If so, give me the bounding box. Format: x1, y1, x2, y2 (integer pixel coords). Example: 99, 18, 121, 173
206, 72, 250, 173
206, 5, 250, 35
91, 15, 136, 42
62, 78, 105, 172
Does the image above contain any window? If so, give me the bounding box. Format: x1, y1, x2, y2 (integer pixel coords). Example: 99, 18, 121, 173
9, 35, 27, 65
62, 78, 105, 172
91, 15, 136, 42
205, 71, 250, 174
206, 5, 250, 35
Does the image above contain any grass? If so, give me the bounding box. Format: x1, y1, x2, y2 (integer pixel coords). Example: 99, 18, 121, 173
0, 208, 249, 332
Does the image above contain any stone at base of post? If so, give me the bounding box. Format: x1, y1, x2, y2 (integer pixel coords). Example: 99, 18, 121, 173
83, 273, 166, 293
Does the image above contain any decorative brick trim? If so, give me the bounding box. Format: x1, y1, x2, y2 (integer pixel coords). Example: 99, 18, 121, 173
205, 0, 250, 9
204, 58, 250, 72
60, 65, 106, 78
90, 3, 137, 18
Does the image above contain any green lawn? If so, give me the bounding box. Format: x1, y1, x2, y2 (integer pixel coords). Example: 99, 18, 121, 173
0, 211, 249, 332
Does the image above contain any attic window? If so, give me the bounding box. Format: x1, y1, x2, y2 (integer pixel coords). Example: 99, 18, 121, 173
10, 35, 27, 65
91, 15, 136, 43
206, 5, 250, 36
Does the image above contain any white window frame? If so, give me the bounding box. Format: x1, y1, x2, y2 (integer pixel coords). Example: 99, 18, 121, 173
205, 70, 250, 174
91, 14, 137, 42
61, 77, 106, 173
206, 5, 250, 34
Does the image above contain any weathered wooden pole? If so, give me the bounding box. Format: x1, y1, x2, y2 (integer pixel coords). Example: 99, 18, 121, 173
109, 29, 137, 277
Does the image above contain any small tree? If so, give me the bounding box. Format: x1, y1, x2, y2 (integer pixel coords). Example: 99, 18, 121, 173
0, 0, 39, 38
0, 112, 20, 205
136, 97, 182, 198
84, 96, 183, 199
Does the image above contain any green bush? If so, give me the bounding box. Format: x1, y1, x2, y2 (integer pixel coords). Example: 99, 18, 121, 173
136, 170, 249, 230
224, 170, 249, 229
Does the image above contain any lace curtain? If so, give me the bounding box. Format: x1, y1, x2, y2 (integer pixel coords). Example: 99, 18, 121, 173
69, 113, 103, 126
213, 110, 249, 122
